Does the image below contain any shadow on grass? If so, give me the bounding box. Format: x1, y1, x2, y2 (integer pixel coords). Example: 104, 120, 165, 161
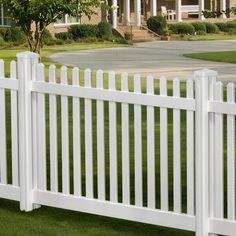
0, 199, 194, 236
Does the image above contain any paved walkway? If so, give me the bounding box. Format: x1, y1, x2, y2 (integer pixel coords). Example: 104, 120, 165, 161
50, 40, 236, 81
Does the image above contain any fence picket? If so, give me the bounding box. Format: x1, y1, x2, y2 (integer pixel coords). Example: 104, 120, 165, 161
226, 83, 235, 220
186, 79, 194, 216
10, 61, 19, 186
214, 82, 224, 219
49, 65, 58, 192
73, 67, 81, 197
32, 59, 39, 193
160, 77, 168, 211
173, 79, 181, 213
0, 60, 7, 184
121, 73, 130, 205
134, 74, 142, 207
96, 70, 105, 201
147, 74, 155, 209
109, 71, 118, 203
37, 63, 46, 190
84, 69, 93, 198
61, 66, 70, 195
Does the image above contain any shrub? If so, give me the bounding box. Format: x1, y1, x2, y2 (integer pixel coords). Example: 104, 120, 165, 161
227, 20, 236, 30
43, 29, 52, 39
191, 22, 206, 32
202, 10, 222, 18
4, 27, 26, 44
196, 30, 207, 35
0, 36, 5, 47
98, 22, 112, 38
0, 28, 7, 38
55, 32, 72, 40
147, 16, 167, 35
69, 24, 99, 39
204, 22, 219, 33
169, 23, 195, 35
215, 23, 229, 32
124, 31, 132, 40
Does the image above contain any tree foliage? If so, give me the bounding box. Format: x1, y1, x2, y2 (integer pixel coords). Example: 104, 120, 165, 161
0, 0, 101, 53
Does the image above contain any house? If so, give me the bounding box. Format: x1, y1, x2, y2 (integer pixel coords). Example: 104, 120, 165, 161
47, 0, 236, 33
1, 0, 236, 33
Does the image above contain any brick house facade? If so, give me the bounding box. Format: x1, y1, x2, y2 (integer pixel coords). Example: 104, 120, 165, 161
1, 1, 236, 33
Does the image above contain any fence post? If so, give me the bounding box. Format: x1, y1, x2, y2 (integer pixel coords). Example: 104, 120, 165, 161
194, 69, 218, 236
17, 52, 39, 212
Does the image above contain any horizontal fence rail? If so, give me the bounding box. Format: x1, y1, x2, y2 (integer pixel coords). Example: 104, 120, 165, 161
0, 52, 236, 236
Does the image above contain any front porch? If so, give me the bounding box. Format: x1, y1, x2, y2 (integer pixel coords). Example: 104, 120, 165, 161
109, 0, 236, 28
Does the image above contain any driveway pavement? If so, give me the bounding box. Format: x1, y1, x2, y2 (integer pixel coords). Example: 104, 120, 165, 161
50, 40, 236, 81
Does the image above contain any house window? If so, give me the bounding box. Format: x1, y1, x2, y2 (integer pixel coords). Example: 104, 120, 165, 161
0, 4, 11, 27
55, 14, 80, 25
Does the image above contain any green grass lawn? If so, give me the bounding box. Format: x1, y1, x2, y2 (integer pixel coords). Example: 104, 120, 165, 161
188, 33, 236, 41
184, 51, 236, 63
0, 43, 195, 235
0, 43, 129, 76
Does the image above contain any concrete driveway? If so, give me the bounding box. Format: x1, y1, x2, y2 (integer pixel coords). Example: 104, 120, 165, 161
50, 40, 236, 81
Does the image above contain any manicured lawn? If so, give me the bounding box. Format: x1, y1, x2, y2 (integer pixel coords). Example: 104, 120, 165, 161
184, 51, 236, 63
189, 33, 236, 41
0, 199, 193, 236
0, 43, 129, 76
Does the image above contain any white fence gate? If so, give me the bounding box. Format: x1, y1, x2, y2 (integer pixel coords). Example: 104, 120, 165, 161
0, 51, 235, 236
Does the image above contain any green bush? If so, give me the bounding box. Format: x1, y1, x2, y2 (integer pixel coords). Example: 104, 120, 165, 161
169, 23, 195, 35
98, 22, 112, 38
0, 36, 5, 47
215, 23, 229, 32
0, 28, 7, 38
227, 20, 236, 30
55, 32, 72, 40
196, 30, 207, 35
204, 22, 219, 33
42, 29, 53, 45
147, 16, 167, 35
191, 22, 206, 32
69, 24, 99, 39
202, 10, 222, 18
4, 27, 26, 44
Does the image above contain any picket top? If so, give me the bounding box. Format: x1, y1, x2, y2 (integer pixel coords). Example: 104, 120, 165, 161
17, 51, 39, 59
194, 68, 218, 79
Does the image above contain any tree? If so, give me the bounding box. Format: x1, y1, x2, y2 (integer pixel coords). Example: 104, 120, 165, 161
0, 0, 101, 53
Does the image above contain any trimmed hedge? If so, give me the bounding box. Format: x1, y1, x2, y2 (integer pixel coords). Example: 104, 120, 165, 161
215, 23, 229, 32
4, 27, 26, 44
55, 32, 72, 40
227, 20, 236, 30
191, 22, 206, 32
69, 24, 99, 39
169, 23, 195, 35
147, 16, 167, 35
204, 22, 219, 33
98, 22, 112, 38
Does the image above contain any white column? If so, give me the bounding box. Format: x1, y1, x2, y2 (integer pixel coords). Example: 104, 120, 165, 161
176, 0, 182, 22
199, 0, 205, 20
150, 0, 157, 16
125, 0, 130, 25
220, 0, 227, 18
17, 52, 39, 212
112, 0, 118, 28
135, 0, 141, 26
194, 69, 218, 236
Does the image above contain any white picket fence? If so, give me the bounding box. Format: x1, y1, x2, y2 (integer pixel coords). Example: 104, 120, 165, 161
0, 51, 236, 236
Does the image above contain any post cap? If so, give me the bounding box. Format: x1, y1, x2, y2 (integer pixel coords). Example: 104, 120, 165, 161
17, 51, 39, 59
194, 68, 218, 78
